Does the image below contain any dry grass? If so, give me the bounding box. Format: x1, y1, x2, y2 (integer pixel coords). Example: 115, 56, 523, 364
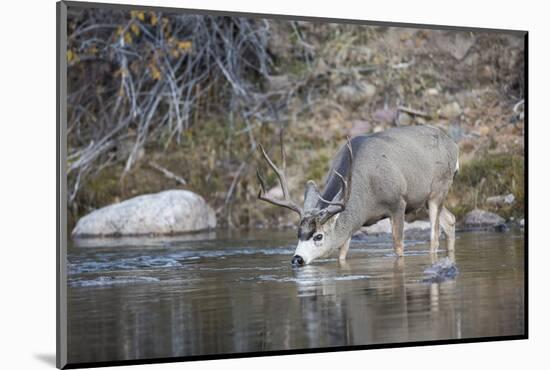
68, 15, 525, 230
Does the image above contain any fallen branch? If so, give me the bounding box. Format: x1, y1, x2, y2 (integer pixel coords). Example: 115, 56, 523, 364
397, 105, 430, 118
392, 58, 415, 70
148, 162, 187, 186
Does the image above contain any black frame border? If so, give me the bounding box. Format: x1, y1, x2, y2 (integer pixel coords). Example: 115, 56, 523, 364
56, 1, 529, 369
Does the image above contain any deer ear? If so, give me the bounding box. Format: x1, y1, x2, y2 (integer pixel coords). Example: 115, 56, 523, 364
303, 180, 320, 211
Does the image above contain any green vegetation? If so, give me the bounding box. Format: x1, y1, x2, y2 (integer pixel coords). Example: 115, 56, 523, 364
448, 153, 524, 221
306, 153, 331, 183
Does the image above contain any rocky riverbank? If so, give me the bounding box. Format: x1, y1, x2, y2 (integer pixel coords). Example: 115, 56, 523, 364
68, 24, 524, 231
351, 207, 523, 241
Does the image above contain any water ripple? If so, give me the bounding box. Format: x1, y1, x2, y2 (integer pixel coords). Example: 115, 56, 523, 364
68, 247, 295, 275
69, 276, 160, 288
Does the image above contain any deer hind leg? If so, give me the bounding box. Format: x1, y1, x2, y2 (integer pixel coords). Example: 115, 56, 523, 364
439, 206, 456, 252
390, 201, 406, 257
428, 199, 443, 253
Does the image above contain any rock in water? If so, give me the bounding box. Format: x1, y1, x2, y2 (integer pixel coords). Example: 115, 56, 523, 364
363, 218, 431, 234
463, 208, 505, 229
72, 190, 216, 237
352, 218, 431, 240
486, 193, 516, 207
423, 257, 459, 283
404, 220, 431, 232
362, 218, 392, 234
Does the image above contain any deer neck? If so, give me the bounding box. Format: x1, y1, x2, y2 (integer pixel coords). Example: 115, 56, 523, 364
332, 210, 357, 247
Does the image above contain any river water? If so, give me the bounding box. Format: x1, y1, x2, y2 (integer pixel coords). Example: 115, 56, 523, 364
67, 229, 525, 364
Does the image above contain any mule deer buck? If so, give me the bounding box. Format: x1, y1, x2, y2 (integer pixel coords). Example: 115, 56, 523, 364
257, 125, 459, 266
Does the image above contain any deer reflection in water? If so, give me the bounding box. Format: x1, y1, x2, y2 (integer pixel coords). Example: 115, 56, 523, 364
289, 250, 461, 347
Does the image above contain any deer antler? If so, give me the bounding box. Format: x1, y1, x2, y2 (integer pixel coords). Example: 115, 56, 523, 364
316, 171, 347, 208
317, 137, 353, 223
257, 132, 304, 217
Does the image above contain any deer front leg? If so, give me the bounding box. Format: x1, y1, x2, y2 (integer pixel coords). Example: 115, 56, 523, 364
390, 205, 405, 257
339, 237, 351, 261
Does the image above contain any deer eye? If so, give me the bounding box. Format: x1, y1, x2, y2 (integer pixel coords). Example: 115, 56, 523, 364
313, 234, 323, 242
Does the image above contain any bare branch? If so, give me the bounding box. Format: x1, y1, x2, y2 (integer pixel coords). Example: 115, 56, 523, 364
66, 12, 310, 209
148, 162, 187, 186
397, 105, 430, 118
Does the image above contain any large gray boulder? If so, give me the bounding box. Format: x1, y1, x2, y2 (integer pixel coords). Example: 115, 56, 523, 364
463, 208, 505, 228
72, 190, 216, 237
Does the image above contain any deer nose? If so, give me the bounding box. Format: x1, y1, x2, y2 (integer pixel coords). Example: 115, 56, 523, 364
292, 255, 304, 266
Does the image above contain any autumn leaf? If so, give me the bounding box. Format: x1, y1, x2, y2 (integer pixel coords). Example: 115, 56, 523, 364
149, 12, 158, 26
67, 49, 79, 64
124, 32, 132, 45
130, 10, 145, 21
149, 63, 161, 80
161, 17, 169, 33
130, 23, 140, 36
178, 41, 192, 51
